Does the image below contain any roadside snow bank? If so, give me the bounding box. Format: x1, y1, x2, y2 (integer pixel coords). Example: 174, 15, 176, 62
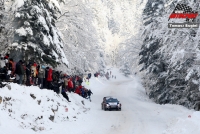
0, 83, 90, 132
163, 111, 200, 134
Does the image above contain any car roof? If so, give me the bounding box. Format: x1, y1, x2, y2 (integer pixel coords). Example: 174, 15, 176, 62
104, 96, 113, 99
104, 96, 112, 98
104, 96, 118, 100
106, 98, 119, 102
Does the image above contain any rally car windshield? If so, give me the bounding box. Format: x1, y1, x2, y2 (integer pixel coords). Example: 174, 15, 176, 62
106, 98, 119, 103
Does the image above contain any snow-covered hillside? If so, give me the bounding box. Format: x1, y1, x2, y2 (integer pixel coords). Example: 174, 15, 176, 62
1, 68, 200, 134
0, 83, 90, 132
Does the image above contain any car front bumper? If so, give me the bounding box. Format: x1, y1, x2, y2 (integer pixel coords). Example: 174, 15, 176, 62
106, 105, 121, 109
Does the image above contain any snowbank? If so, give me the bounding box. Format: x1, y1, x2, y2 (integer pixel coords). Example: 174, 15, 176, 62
0, 83, 90, 133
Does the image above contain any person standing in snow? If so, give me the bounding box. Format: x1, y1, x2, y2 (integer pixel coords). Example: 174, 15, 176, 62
67, 77, 73, 92
71, 76, 76, 92
75, 85, 82, 95
88, 73, 91, 79
86, 89, 93, 102
44, 67, 49, 88
61, 88, 71, 102
25, 62, 31, 86
31, 62, 37, 85
37, 65, 45, 89
77, 76, 83, 85
46, 67, 53, 89
15, 60, 25, 84
80, 86, 85, 98
51, 80, 62, 94
105, 72, 109, 80
86, 79, 90, 85
63, 74, 68, 91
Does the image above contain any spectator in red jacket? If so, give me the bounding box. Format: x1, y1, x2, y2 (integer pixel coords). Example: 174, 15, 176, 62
47, 68, 53, 89
75, 85, 82, 95
67, 77, 73, 92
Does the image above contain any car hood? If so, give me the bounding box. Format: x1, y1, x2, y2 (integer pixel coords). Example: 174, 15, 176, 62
108, 102, 118, 105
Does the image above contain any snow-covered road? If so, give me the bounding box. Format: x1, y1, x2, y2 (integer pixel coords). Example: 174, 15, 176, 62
1, 68, 200, 134
73, 68, 196, 134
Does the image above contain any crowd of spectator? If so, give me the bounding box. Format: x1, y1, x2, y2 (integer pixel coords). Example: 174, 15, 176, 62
0, 54, 93, 102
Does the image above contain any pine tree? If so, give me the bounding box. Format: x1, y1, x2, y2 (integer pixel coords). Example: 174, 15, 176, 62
120, 62, 131, 77
9, 0, 67, 67
141, 0, 200, 110
0, 0, 14, 55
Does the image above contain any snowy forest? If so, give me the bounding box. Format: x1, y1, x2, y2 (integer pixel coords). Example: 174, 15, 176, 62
1, 0, 200, 110
0, 0, 144, 74
140, 0, 200, 110
0, 0, 103, 74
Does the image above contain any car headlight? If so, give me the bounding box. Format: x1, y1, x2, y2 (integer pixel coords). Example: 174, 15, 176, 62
118, 104, 121, 107
106, 104, 110, 107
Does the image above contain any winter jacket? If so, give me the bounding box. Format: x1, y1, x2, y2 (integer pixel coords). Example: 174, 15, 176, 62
78, 77, 83, 84
20, 64, 25, 75
87, 90, 93, 96
45, 67, 49, 79
68, 79, 73, 88
31, 65, 37, 77
8, 61, 15, 75
38, 68, 45, 78
64, 77, 68, 86
52, 71, 59, 82
47, 68, 53, 81
33, 62, 37, 67
75, 86, 81, 94
15, 62, 24, 75
15, 62, 20, 74
80, 88, 85, 96
88, 73, 91, 79
51, 81, 62, 94
26, 63, 31, 76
